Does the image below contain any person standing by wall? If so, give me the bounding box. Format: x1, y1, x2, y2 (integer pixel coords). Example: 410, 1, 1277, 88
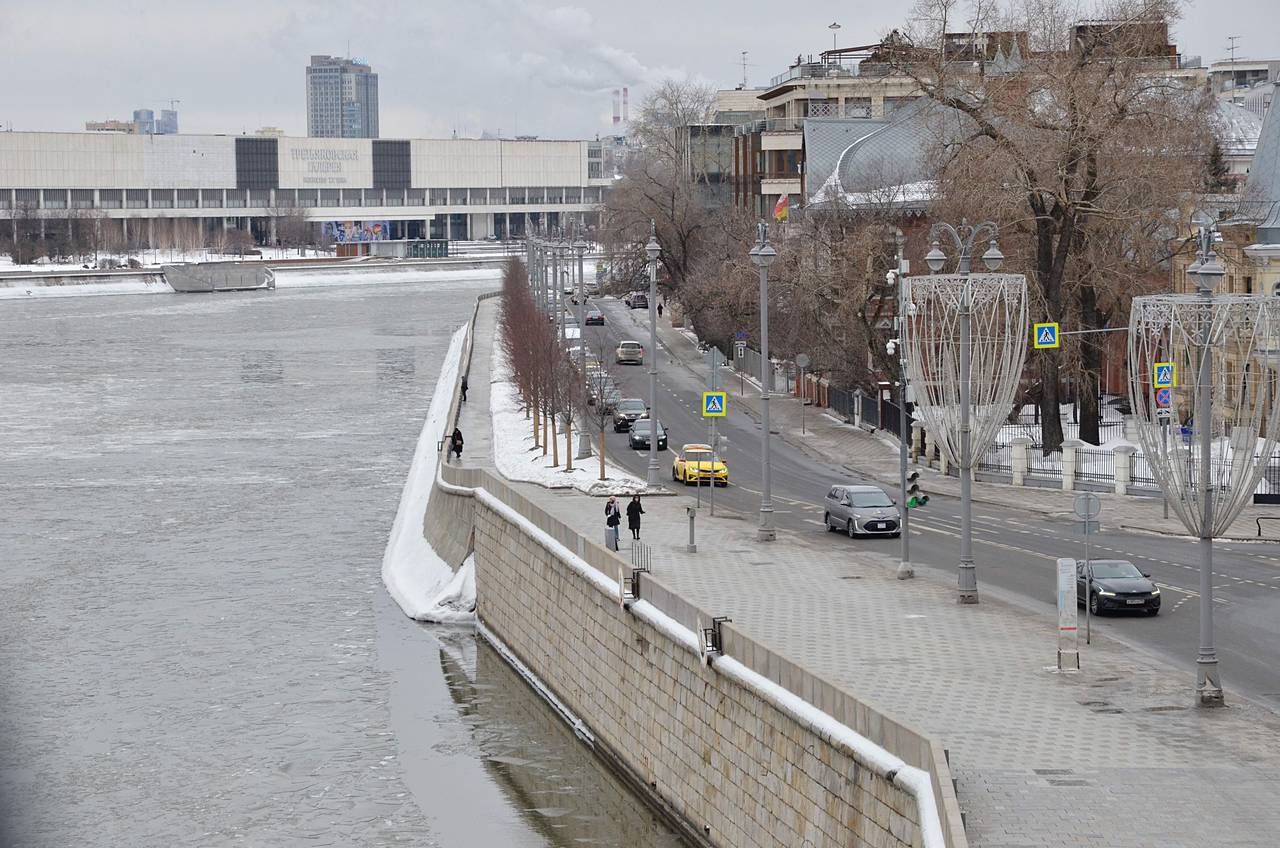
626, 495, 644, 540
605, 496, 621, 551
451, 427, 464, 461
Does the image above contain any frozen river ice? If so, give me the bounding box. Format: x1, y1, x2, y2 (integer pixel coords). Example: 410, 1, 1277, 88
0, 278, 683, 847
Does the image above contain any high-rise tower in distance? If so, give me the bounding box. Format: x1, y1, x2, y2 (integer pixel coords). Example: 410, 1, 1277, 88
306, 55, 379, 138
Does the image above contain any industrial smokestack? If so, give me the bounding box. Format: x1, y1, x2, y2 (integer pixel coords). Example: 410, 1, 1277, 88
612, 89, 621, 127
622, 87, 629, 125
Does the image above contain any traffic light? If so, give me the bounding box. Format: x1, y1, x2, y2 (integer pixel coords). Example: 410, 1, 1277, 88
907, 471, 929, 508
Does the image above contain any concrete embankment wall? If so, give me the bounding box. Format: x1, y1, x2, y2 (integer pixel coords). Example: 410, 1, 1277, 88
426, 294, 966, 848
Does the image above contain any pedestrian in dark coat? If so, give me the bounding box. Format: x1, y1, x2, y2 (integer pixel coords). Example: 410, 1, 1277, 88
657, 302, 664, 319
605, 496, 621, 550
451, 427, 464, 460
461, 375, 469, 402
626, 495, 644, 539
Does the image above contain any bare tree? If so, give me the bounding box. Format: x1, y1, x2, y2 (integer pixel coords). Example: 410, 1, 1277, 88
890, 0, 1212, 448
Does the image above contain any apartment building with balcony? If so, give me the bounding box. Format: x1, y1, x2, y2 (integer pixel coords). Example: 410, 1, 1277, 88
732, 45, 921, 217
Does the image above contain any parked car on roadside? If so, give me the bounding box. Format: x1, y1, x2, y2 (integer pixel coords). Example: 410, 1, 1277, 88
612, 398, 648, 431
628, 419, 667, 451
1077, 559, 1160, 615
672, 444, 728, 486
822, 484, 900, 538
615, 340, 644, 365
625, 291, 648, 310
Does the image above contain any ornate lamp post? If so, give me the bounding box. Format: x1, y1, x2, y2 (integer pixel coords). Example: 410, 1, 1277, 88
1128, 226, 1280, 706
750, 222, 778, 541
914, 221, 1025, 603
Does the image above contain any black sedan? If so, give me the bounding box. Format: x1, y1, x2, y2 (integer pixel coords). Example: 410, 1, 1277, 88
612, 398, 648, 431
585, 308, 605, 325
1077, 559, 1161, 615
628, 419, 667, 451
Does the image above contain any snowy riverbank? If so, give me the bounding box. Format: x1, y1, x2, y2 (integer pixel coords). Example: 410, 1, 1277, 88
380, 323, 476, 623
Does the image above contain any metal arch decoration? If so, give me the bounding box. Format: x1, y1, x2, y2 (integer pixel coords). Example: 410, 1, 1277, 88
1127, 293, 1280, 536
903, 273, 1030, 467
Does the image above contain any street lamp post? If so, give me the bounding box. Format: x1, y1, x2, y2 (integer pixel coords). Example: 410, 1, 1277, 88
1188, 228, 1225, 705
750, 222, 778, 541
574, 225, 592, 459
925, 221, 1004, 604
891, 231, 912, 579
645, 224, 661, 487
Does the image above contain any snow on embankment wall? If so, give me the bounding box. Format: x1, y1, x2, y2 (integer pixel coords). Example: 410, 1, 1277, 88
0, 272, 170, 299
380, 322, 476, 623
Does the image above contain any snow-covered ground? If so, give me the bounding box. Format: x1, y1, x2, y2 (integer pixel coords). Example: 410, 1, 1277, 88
0, 247, 331, 273
0, 278, 174, 300
381, 323, 476, 623
490, 336, 647, 497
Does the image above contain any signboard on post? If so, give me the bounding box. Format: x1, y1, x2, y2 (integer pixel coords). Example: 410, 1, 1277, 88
734, 331, 748, 341
1056, 557, 1080, 670
1033, 322, 1060, 349
1155, 386, 1172, 408
734, 341, 746, 360
702, 391, 727, 417
1154, 362, 1176, 389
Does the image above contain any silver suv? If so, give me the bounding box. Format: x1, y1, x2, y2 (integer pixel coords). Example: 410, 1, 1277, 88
615, 340, 644, 365
822, 484, 900, 538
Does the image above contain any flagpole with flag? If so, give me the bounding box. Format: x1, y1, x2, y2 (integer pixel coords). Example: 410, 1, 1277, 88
772, 194, 789, 223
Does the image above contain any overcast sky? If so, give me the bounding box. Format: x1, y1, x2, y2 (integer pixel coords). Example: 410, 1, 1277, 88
1, 0, 1276, 139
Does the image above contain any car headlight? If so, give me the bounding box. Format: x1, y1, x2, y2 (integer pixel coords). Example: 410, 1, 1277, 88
1151, 587, 1160, 596
1096, 589, 1116, 597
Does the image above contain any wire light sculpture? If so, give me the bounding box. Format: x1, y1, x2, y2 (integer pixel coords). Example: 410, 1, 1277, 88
1128, 229, 1280, 706
904, 273, 1030, 468
1128, 295, 1280, 535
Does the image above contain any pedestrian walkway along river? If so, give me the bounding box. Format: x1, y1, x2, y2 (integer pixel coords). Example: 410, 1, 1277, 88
0, 279, 682, 847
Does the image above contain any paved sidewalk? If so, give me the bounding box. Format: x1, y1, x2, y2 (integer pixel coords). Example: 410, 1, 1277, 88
453, 299, 498, 471
648, 309, 1280, 543
472, 307, 1280, 848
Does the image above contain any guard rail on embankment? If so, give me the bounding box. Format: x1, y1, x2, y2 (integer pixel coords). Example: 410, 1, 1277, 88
420, 295, 969, 848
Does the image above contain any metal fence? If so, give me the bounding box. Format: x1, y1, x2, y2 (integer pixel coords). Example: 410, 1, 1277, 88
978, 443, 1012, 473
731, 346, 775, 392
1075, 447, 1115, 483
1027, 446, 1064, 479
827, 385, 857, 423
1131, 452, 1159, 489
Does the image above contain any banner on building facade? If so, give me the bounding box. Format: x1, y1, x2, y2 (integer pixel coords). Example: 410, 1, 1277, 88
327, 220, 390, 243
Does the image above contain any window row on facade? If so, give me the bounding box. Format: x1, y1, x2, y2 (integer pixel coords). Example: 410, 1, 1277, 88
0, 186, 606, 211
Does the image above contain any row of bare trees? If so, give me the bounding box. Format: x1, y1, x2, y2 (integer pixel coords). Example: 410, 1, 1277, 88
499, 259, 623, 480
602, 0, 1217, 451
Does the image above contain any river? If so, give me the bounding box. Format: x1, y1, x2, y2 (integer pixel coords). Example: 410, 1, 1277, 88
0, 277, 683, 847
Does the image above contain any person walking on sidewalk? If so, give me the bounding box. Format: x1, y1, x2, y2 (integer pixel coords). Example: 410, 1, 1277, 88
657, 301, 664, 319
626, 495, 644, 540
604, 496, 621, 551
461, 375, 469, 403
450, 427, 464, 461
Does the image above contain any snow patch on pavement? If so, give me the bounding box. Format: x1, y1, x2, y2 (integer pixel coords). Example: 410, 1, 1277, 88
381, 322, 476, 623
489, 336, 647, 497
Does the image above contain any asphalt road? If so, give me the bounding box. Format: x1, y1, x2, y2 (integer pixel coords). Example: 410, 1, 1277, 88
575, 297, 1280, 709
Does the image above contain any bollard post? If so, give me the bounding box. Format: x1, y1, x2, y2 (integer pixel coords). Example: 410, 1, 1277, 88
686, 506, 697, 553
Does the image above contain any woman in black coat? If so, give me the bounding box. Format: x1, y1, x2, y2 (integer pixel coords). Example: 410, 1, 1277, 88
625, 495, 644, 540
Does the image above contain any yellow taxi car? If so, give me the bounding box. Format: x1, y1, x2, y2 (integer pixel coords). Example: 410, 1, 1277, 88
672, 443, 729, 486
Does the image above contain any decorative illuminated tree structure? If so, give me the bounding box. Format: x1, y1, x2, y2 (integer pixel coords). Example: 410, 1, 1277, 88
1127, 227, 1280, 706
904, 223, 1028, 604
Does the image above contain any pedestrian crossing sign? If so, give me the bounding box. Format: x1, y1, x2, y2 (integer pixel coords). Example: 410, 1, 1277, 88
1033, 322, 1060, 349
1154, 362, 1176, 389
702, 391, 727, 417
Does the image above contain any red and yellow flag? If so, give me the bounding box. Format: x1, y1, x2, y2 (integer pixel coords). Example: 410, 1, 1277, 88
772, 194, 789, 222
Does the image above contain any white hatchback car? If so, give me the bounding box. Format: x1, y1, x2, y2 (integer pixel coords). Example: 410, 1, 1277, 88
615, 340, 644, 365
